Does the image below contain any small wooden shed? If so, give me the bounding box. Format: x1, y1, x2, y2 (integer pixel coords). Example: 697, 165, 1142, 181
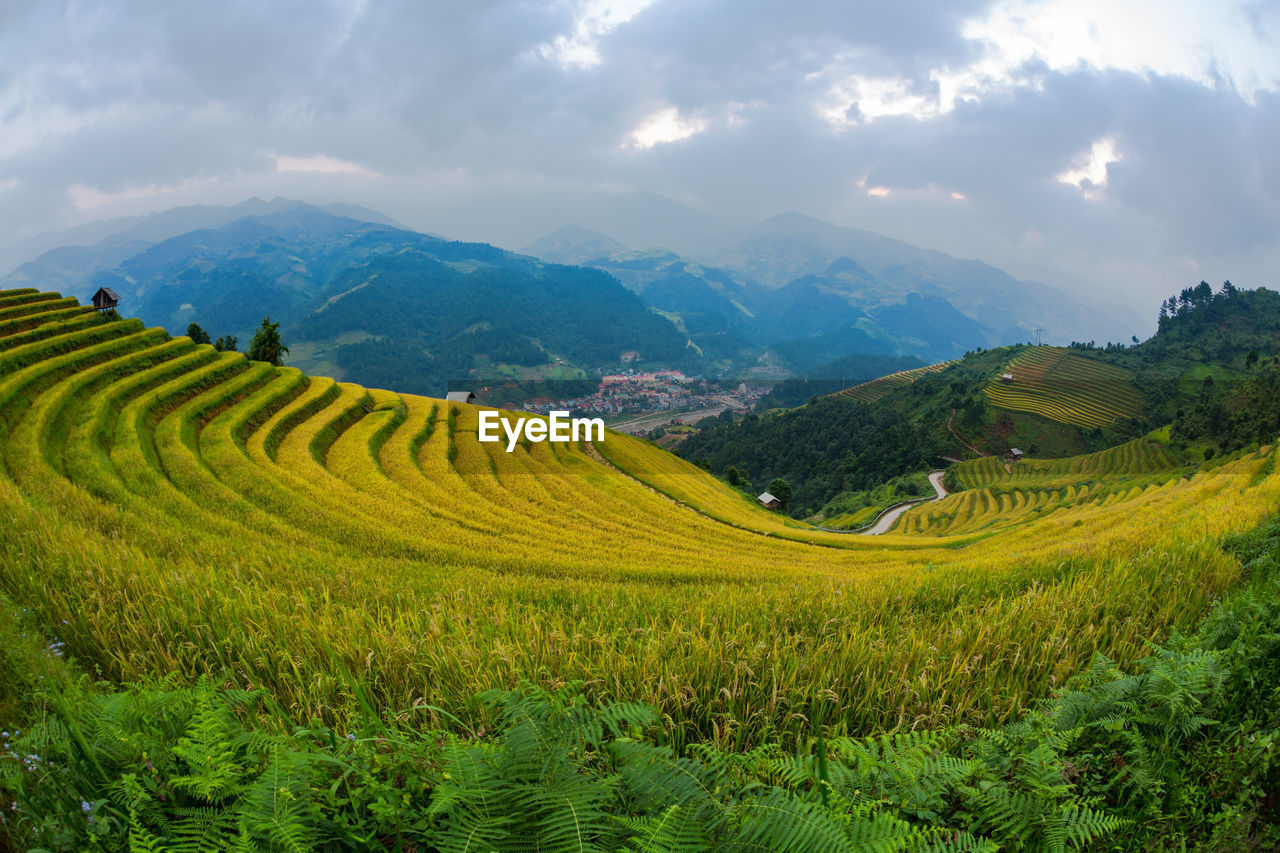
757, 492, 782, 509
1000, 373, 1014, 383
1008, 447, 1025, 461
445, 390, 476, 405
92, 287, 119, 312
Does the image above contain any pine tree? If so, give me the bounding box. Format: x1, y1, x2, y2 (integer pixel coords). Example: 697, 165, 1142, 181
186, 323, 212, 345
247, 318, 289, 366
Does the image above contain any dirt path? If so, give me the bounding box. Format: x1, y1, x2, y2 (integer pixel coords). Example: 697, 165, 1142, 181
947, 409, 987, 457
860, 470, 948, 535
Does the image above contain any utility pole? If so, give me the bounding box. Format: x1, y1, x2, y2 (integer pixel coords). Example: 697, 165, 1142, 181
1035, 328, 1044, 346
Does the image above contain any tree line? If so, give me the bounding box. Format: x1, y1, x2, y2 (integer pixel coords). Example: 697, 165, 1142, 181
187, 318, 290, 366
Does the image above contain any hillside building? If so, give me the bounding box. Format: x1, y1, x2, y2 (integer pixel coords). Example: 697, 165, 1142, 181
91, 287, 119, 312
446, 391, 476, 405
757, 492, 781, 509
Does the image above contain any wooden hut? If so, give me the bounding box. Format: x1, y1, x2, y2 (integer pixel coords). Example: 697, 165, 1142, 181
757, 492, 782, 509
446, 390, 477, 405
91, 287, 119, 312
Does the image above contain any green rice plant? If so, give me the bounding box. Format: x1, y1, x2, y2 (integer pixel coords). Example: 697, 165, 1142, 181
0, 305, 98, 343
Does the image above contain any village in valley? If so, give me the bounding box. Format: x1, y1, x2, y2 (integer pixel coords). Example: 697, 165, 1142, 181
498, 370, 767, 435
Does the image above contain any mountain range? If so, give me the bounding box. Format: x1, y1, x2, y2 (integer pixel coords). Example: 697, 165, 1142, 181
2, 198, 1144, 394
523, 214, 1140, 362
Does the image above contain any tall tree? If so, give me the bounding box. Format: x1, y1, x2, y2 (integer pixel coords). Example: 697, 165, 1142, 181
247, 318, 289, 366
186, 323, 211, 345
767, 477, 793, 509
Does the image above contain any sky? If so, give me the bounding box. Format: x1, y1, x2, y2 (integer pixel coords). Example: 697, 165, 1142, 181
2, 0, 1279, 320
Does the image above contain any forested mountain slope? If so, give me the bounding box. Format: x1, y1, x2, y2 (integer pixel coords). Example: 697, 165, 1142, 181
680, 283, 1280, 517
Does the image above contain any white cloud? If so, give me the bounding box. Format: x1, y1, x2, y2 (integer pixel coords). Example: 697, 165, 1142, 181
857, 175, 973, 202
1057, 137, 1120, 198
628, 106, 705, 149
819, 71, 946, 126
818, 0, 1280, 128
966, 0, 1280, 98
535, 0, 658, 69
274, 153, 375, 175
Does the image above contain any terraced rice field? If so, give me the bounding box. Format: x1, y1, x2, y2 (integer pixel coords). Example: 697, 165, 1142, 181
2, 288, 1278, 749
894, 440, 1182, 537
952, 438, 1180, 490
985, 346, 1143, 428
837, 360, 955, 402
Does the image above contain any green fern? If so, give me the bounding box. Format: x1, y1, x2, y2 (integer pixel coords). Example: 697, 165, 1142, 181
616, 804, 709, 852
169, 686, 245, 803
234, 746, 317, 853
731, 787, 864, 852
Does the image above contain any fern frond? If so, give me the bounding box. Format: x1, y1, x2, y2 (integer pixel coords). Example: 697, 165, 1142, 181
617, 804, 710, 853
731, 788, 859, 852
234, 747, 317, 853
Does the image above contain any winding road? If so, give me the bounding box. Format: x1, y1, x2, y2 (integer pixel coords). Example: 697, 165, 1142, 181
860, 470, 948, 535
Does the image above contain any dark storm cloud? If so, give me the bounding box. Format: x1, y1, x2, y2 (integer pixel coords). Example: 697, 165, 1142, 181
0, 0, 1276, 317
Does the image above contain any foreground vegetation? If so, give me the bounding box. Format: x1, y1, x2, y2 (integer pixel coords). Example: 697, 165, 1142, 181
4, 513, 1280, 851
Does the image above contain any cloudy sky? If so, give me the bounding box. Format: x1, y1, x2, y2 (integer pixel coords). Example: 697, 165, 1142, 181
2, 0, 1278, 320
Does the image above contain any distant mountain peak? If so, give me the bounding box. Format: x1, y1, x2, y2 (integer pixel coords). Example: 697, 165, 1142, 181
697, 212, 1141, 343
522, 225, 628, 266
823, 256, 875, 279
1, 199, 411, 302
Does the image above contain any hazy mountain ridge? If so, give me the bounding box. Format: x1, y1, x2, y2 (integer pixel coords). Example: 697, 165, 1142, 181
517, 212, 1140, 366
521, 224, 1006, 366
693, 212, 1142, 345
1, 197, 406, 299
6, 204, 693, 395
5, 198, 1145, 389
521, 225, 628, 266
